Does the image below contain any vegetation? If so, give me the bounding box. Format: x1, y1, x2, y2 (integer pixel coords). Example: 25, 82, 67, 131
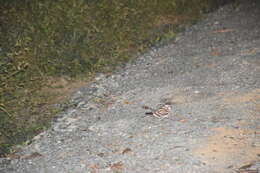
0, 0, 230, 156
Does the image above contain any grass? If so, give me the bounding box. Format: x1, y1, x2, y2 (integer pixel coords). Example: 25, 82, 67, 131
0, 0, 229, 156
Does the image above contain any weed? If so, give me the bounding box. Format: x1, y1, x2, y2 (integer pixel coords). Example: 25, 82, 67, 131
0, 0, 228, 156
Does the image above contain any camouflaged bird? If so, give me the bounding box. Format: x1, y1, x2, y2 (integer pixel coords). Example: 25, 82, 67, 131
143, 103, 172, 119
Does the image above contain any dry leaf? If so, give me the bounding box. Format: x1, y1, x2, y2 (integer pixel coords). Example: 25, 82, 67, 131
142, 105, 150, 109
238, 163, 254, 170
213, 29, 234, 33
210, 52, 221, 56
236, 170, 258, 173
242, 48, 259, 55
23, 152, 42, 159
110, 162, 124, 170
6, 153, 21, 159
97, 153, 105, 157
179, 119, 187, 123
89, 164, 99, 169
122, 148, 132, 154
123, 100, 130, 104
207, 63, 217, 68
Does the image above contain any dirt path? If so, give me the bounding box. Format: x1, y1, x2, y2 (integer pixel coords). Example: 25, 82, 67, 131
1, 1, 259, 173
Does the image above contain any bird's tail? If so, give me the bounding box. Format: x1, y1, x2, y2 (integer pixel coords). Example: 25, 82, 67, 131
145, 112, 153, 115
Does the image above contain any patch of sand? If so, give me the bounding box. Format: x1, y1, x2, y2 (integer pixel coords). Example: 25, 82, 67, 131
41, 77, 91, 104
223, 89, 260, 104
193, 127, 260, 168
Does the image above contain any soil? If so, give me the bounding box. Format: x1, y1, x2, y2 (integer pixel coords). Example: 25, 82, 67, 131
1, 1, 259, 173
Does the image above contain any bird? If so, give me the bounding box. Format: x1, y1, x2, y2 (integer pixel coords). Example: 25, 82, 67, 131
143, 103, 172, 119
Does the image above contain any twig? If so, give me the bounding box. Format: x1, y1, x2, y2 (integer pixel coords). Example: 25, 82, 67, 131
0, 103, 13, 118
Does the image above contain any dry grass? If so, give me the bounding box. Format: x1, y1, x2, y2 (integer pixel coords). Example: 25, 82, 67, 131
0, 0, 228, 156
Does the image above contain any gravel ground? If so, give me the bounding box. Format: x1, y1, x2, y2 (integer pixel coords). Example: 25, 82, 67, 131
1, 1, 260, 173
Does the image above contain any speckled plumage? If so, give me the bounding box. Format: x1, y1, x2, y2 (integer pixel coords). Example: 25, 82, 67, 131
145, 104, 172, 119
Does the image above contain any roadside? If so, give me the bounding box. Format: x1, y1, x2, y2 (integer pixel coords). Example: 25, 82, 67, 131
1, 0, 260, 173
0, 0, 222, 156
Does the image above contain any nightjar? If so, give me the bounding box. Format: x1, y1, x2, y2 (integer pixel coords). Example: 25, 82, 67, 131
144, 103, 172, 119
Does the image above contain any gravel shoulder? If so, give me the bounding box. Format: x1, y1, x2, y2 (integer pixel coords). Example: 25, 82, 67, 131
1, 1, 260, 173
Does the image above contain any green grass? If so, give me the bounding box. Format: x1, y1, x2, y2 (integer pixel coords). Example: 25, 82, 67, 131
0, 0, 228, 156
